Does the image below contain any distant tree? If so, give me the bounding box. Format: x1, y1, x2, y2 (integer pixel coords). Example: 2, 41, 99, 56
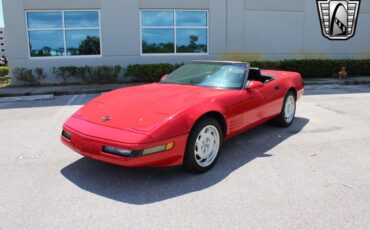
78, 36, 100, 55
189, 35, 198, 51
31, 46, 52, 57
67, 48, 79, 56
142, 41, 174, 53
176, 35, 207, 53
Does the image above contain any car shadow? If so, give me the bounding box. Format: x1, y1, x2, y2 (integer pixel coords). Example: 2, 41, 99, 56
61, 117, 309, 205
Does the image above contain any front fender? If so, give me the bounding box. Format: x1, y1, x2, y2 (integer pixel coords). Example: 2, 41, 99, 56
149, 102, 226, 141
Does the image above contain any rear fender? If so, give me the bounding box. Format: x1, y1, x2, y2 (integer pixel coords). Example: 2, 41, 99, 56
278, 72, 304, 99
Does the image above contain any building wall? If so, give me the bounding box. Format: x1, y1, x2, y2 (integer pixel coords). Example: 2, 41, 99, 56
3, 0, 370, 83
0, 27, 5, 57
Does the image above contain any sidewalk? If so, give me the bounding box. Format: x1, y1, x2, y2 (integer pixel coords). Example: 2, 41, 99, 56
0, 83, 143, 98
1, 77, 370, 98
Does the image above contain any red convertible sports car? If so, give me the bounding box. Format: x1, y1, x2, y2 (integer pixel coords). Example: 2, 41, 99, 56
61, 61, 304, 173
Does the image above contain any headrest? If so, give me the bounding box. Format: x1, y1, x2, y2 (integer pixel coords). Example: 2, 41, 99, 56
248, 68, 261, 79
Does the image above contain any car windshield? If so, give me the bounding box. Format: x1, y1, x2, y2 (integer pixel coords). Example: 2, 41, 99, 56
161, 62, 246, 89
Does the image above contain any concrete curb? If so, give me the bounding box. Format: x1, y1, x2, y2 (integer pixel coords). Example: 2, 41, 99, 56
305, 80, 370, 86
0, 94, 54, 103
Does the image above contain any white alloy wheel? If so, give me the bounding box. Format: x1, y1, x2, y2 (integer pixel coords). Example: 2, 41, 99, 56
284, 95, 296, 123
194, 125, 220, 168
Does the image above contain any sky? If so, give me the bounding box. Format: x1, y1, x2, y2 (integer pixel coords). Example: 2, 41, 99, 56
0, 1, 4, 27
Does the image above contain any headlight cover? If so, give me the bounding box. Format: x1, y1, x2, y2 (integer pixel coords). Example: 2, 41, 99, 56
102, 142, 174, 158
103, 146, 132, 157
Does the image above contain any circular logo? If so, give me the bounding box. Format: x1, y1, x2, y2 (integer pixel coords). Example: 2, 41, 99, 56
101, 116, 112, 122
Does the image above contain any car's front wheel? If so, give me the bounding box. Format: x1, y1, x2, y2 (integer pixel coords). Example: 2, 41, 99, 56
184, 117, 223, 173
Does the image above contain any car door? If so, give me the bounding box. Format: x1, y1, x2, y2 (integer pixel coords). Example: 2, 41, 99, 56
257, 79, 285, 118
242, 79, 285, 129
241, 86, 266, 129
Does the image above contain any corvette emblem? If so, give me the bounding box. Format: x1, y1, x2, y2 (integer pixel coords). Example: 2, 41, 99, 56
101, 116, 111, 122
317, 0, 360, 40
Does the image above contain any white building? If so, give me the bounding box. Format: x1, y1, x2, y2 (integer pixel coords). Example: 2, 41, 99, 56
0, 27, 5, 57
2, 0, 370, 83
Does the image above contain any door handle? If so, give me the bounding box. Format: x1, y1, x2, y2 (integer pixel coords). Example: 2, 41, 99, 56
274, 85, 280, 90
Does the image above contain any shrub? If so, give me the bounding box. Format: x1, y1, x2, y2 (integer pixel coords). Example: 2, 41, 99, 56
0, 66, 9, 77
53, 65, 122, 84
126, 63, 182, 82
249, 59, 370, 78
53, 66, 80, 83
0, 66, 10, 85
12, 67, 45, 85
81, 65, 122, 84
35, 68, 46, 81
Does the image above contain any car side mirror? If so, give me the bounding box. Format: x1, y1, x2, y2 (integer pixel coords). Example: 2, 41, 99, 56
160, 74, 169, 81
247, 80, 264, 90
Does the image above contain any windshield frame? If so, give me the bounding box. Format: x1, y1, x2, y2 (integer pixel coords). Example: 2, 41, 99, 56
160, 61, 250, 90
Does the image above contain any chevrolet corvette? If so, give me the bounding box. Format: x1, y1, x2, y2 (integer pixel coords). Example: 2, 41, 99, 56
61, 61, 304, 173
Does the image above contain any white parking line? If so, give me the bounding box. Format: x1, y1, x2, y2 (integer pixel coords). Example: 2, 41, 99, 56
66, 95, 79, 106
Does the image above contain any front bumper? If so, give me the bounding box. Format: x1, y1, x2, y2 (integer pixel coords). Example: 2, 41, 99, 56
61, 120, 188, 168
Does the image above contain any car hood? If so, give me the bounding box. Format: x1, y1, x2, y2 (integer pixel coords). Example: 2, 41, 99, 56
75, 83, 228, 133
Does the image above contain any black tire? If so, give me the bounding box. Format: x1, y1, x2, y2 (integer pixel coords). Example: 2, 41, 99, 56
272, 91, 296, 127
183, 117, 223, 173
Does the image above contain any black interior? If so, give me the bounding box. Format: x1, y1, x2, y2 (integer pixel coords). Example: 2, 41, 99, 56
248, 68, 275, 83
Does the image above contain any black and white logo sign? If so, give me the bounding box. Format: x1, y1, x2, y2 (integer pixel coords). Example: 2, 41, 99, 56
317, 0, 361, 40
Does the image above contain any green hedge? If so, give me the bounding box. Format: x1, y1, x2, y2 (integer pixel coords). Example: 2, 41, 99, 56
126, 63, 182, 82
249, 59, 370, 78
8, 59, 370, 86
53, 65, 122, 84
126, 60, 370, 81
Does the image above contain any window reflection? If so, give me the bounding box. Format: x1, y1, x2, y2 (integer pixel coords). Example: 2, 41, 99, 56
29, 30, 64, 57
142, 29, 174, 53
64, 11, 99, 28
141, 10, 208, 54
141, 11, 174, 27
176, 11, 207, 27
176, 29, 207, 53
66, 30, 100, 56
27, 12, 62, 29
27, 11, 101, 57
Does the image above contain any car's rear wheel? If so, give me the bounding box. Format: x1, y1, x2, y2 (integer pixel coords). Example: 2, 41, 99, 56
184, 117, 223, 173
273, 91, 296, 127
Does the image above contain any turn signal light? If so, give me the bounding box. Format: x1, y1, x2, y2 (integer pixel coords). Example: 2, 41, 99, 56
142, 143, 175, 155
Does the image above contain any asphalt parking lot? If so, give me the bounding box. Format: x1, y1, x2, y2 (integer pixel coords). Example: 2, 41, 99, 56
1, 85, 370, 229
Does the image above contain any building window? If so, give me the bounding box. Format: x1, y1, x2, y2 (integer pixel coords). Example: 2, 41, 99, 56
1, 49, 4, 52
140, 10, 208, 55
26, 10, 101, 58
